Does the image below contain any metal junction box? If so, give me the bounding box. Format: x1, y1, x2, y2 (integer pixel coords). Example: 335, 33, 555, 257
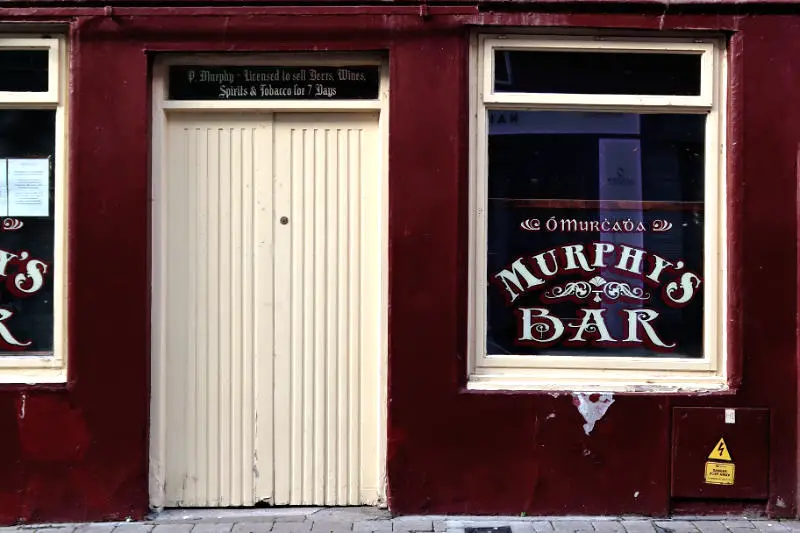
671, 407, 770, 499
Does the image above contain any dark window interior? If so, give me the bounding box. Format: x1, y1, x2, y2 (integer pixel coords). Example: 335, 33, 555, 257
0, 51, 49, 93
494, 50, 702, 96
0, 109, 55, 354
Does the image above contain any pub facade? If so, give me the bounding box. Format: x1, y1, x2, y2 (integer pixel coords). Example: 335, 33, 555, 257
0, 0, 796, 524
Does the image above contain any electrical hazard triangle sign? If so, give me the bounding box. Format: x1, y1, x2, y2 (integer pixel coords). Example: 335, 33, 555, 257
708, 437, 732, 461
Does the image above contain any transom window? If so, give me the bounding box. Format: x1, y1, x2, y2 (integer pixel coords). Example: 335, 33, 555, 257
468, 34, 727, 391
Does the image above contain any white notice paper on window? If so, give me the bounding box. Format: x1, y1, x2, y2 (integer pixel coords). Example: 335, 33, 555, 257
0, 160, 8, 217
7, 158, 49, 217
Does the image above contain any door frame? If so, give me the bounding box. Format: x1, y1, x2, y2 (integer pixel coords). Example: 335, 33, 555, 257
148, 52, 389, 510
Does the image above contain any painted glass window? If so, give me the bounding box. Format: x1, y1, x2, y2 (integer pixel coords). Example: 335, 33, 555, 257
487, 111, 705, 357
0, 110, 55, 353
470, 36, 726, 390
0, 38, 67, 382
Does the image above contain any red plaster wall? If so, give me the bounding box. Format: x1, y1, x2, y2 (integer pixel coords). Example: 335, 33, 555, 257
0, 6, 795, 524
0, 22, 152, 523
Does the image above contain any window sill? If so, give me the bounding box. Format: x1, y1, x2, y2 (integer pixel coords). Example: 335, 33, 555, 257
0, 366, 66, 385
467, 371, 730, 394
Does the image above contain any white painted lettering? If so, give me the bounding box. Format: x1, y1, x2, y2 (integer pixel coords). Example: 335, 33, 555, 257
533, 249, 559, 277
592, 242, 615, 268
566, 309, 615, 343
665, 272, 703, 305
494, 259, 545, 302
14, 260, 47, 295
562, 244, 594, 273
615, 245, 645, 274
518, 307, 564, 343
0, 249, 18, 277
623, 309, 675, 348
0, 308, 30, 348
646, 254, 674, 284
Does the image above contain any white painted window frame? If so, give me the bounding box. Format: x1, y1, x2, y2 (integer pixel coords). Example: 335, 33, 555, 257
0, 36, 68, 383
467, 33, 728, 392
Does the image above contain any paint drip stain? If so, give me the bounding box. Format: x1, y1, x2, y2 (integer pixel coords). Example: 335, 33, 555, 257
572, 392, 614, 435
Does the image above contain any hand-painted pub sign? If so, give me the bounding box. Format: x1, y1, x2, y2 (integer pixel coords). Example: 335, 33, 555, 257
0, 158, 54, 353
486, 110, 705, 358
168, 65, 380, 100
492, 236, 701, 350
0, 108, 57, 357
0, 240, 49, 350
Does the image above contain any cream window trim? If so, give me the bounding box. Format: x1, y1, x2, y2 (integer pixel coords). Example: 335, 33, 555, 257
480, 35, 716, 108
467, 33, 728, 393
0, 34, 69, 383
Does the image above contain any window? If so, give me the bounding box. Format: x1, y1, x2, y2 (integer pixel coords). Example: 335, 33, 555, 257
468, 35, 727, 391
0, 36, 68, 383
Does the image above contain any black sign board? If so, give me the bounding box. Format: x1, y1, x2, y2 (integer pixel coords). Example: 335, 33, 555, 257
169, 65, 380, 101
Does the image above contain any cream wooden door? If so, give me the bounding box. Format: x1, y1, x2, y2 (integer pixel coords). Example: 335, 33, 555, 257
153, 111, 383, 508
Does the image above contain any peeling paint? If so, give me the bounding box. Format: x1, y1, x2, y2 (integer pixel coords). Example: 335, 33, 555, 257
18, 393, 25, 420
776, 497, 787, 508
546, 412, 556, 420
572, 392, 614, 435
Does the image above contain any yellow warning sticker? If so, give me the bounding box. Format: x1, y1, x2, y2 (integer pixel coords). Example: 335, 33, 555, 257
705, 461, 735, 485
708, 437, 732, 461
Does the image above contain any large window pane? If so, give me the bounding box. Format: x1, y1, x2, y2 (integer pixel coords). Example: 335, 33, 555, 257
486, 111, 705, 358
0, 110, 55, 354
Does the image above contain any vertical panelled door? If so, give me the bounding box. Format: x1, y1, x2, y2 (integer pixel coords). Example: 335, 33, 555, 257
160, 112, 382, 507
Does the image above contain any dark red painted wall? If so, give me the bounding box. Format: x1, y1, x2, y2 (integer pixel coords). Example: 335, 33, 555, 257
0, 5, 796, 524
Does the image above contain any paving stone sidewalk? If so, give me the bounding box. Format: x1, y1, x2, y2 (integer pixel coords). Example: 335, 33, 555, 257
4, 507, 800, 533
